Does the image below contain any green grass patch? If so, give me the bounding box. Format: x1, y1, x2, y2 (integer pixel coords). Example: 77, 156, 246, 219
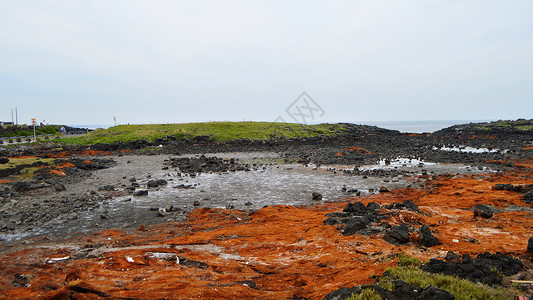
0, 157, 55, 180
475, 119, 533, 131
59, 122, 347, 145
348, 288, 382, 300
0, 157, 54, 171
376, 254, 512, 300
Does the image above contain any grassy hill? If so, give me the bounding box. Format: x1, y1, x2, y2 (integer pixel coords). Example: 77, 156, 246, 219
59, 122, 348, 145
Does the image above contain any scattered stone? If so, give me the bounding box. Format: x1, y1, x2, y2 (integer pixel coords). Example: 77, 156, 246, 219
0, 157, 9, 164
54, 184, 66, 192
174, 184, 195, 189
419, 225, 440, 247
193, 200, 201, 206
342, 216, 370, 236
157, 208, 166, 217
419, 285, 454, 300
128, 177, 136, 182
528, 237, 533, 252
164, 155, 248, 176
244, 201, 253, 206
100, 212, 110, 219
384, 200, 420, 213
12, 273, 29, 287
379, 186, 389, 193
133, 189, 148, 196
366, 202, 380, 211
147, 180, 158, 188
421, 252, 523, 286
473, 204, 493, 219
98, 185, 114, 191
165, 205, 174, 212
385, 224, 410, 244
343, 202, 367, 215
155, 179, 168, 185
178, 257, 209, 269
312, 192, 323, 200
322, 281, 452, 300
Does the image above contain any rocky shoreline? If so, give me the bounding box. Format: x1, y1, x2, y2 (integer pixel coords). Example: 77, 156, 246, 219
0, 121, 532, 299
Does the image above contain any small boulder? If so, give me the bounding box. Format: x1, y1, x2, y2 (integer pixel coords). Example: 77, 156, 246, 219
133, 189, 148, 196
193, 200, 201, 206
379, 186, 389, 193
473, 204, 493, 219
342, 216, 371, 236
54, 184, 66, 192
343, 202, 367, 215
366, 202, 380, 211
419, 225, 440, 247
0, 157, 9, 164
403, 200, 420, 213
147, 180, 158, 188
98, 185, 114, 191
419, 285, 454, 300
155, 179, 168, 185
386, 224, 410, 244
157, 208, 167, 217
528, 237, 533, 252
312, 192, 323, 200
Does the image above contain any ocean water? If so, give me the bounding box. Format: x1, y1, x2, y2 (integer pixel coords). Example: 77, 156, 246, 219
358, 120, 495, 133
68, 124, 112, 130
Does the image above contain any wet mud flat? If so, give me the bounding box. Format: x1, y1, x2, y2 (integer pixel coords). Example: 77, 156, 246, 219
0, 151, 493, 242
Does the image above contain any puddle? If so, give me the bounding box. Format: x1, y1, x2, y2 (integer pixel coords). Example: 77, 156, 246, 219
359, 158, 436, 171
358, 157, 494, 174
432, 146, 501, 153
106, 164, 405, 211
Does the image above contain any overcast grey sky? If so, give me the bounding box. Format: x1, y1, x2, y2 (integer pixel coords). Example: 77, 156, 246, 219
1, 1, 532, 126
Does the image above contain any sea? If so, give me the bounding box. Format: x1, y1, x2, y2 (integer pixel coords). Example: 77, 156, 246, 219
357, 120, 496, 133
68, 120, 496, 134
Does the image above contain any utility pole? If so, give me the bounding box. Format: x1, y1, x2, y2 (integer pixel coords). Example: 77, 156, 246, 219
15, 108, 18, 125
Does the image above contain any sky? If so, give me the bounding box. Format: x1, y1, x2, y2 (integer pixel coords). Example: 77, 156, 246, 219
1, 0, 532, 126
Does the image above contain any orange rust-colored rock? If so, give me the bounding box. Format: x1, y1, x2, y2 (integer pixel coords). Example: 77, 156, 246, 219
335, 146, 373, 157
1, 160, 532, 299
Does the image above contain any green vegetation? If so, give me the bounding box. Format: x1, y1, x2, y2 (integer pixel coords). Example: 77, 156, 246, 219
375, 254, 512, 300
0, 125, 62, 138
348, 288, 382, 300
475, 119, 533, 131
59, 122, 347, 145
0, 157, 55, 180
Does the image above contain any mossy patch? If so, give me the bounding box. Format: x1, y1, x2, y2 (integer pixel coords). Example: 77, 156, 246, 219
375, 254, 513, 300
